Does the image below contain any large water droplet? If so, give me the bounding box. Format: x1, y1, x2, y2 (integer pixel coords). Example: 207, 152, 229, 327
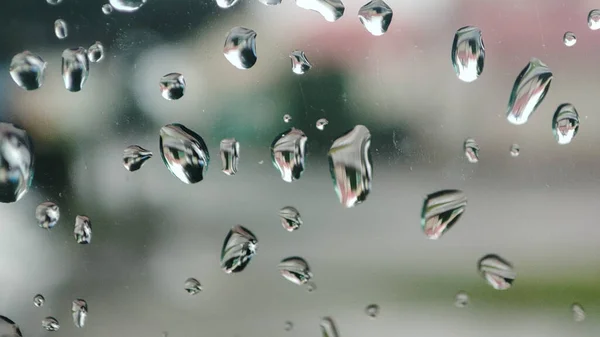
328, 125, 372, 208
220, 138, 239, 176
510, 144, 520, 157
42, 317, 59, 332
36, 202, 60, 229
0, 123, 34, 203
589, 9, 600, 30
421, 189, 466, 240
320, 317, 340, 337
159, 124, 210, 184
316, 118, 328, 131
184, 278, 202, 295
109, 0, 147, 12
123, 145, 153, 172
216, 0, 239, 8
0, 317, 21, 337
278, 257, 312, 285
451, 26, 485, 82
33, 294, 45, 308
365, 304, 379, 318
283, 114, 292, 123
454, 291, 468, 308
47, 0, 63, 4
563, 32, 576, 47
572, 303, 585, 322
290, 50, 311, 75
54, 19, 68, 40
74, 215, 92, 244
552, 103, 579, 145
358, 0, 393, 36
9, 51, 47, 91
224, 27, 257, 70
477, 254, 515, 290
62, 47, 89, 92
506, 58, 552, 125
296, 0, 345, 22
279, 206, 302, 232
221, 225, 258, 274
284, 321, 293, 331
271, 128, 307, 183
102, 4, 114, 14
71, 299, 87, 328
87, 42, 104, 63
463, 138, 479, 163
159, 73, 186, 100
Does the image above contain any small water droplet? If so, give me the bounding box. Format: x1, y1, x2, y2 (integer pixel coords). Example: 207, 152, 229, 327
102, 4, 114, 14
563, 32, 576, 47
290, 50, 311, 75
36, 202, 60, 229
42, 317, 59, 332
283, 114, 292, 123
33, 294, 45, 308
9, 51, 47, 90
509, 144, 520, 157
259, 0, 282, 5
284, 321, 293, 331
74, 215, 92, 244
421, 189, 466, 239
71, 299, 87, 328
463, 138, 479, 163
358, 0, 393, 36
306, 281, 317, 292
0, 317, 22, 337
365, 304, 379, 318
62, 47, 89, 92
123, 145, 153, 172
54, 19, 68, 39
296, 0, 345, 22
552, 103, 579, 145
451, 26, 485, 82
279, 206, 302, 231
221, 225, 258, 273
47, 0, 63, 4
184, 278, 202, 295
216, 0, 239, 8
159, 73, 186, 100
271, 128, 307, 183
506, 58, 552, 125
258, 160, 264, 165
589, 9, 600, 30
571, 303, 585, 322
224, 27, 257, 70
320, 317, 339, 337
0, 123, 34, 203
278, 256, 312, 285
87, 42, 104, 63
477, 254, 515, 290
159, 124, 210, 184
328, 125, 372, 208
454, 291, 468, 308
220, 138, 239, 176
109, 0, 147, 12
316, 118, 329, 131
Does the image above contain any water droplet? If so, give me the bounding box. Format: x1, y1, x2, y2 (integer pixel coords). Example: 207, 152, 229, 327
451, 26, 485, 82
296, 0, 345, 22
184, 278, 202, 295
279, 206, 302, 232
365, 304, 379, 318
454, 291, 468, 308
258, 0, 281, 5
47, 0, 62, 4
284, 321, 293, 331
36, 202, 60, 229
9, 51, 47, 91
328, 125, 372, 208
283, 114, 292, 123
0, 317, 22, 337
87, 42, 104, 63
320, 317, 339, 337
290, 50, 311, 75
477, 254, 515, 290
358, 0, 393, 36
102, 4, 114, 14
571, 303, 585, 322
316, 118, 329, 131
552, 103, 579, 145
563, 32, 576, 47
278, 256, 312, 285
0, 123, 34, 203
159, 73, 186, 100
71, 299, 87, 328
509, 144, 520, 157
271, 128, 307, 183
224, 27, 257, 70
589, 9, 600, 30
506, 58, 552, 125
62, 47, 89, 92
159, 124, 210, 184
463, 138, 479, 163
74, 215, 92, 244
220, 138, 239, 176
306, 281, 317, 292
220, 225, 258, 273
109, 0, 147, 12
54, 19, 68, 40
42, 317, 60, 332
421, 190, 466, 240
216, 0, 239, 8
33, 294, 45, 308
123, 145, 153, 172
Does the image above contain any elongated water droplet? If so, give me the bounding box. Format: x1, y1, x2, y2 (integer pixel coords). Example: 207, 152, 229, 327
217, 0, 239, 8
109, 0, 147, 12
184, 278, 202, 295
552, 103, 579, 145
0, 123, 34, 203
102, 4, 113, 14
572, 303, 585, 322
9, 51, 47, 91
54, 19, 68, 39
279, 206, 302, 231
160, 73, 186, 100
33, 294, 45, 308
74, 215, 92, 244
421, 190, 466, 239
42, 317, 59, 332
87, 42, 104, 63
159, 124, 210, 184
365, 304, 379, 318
259, 0, 281, 5
306, 281, 317, 292
477, 254, 515, 290
451, 26, 484, 82
316, 118, 328, 131
290, 50, 311, 75
0, 317, 22, 337
271, 128, 307, 183
278, 256, 312, 285
563, 32, 576, 47
320, 317, 339, 337
463, 138, 479, 163
454, 291, 468, 308
358, 0, 393, 36
296, 0, 344, 22
224, 27, 257, 70
47, 0, 63, 4
506, 58, 552, 125
36, 202, 60, 229
589, 9, 600, 30
123, 145, 152, 172
328, 125, 372, 208
71, 299, 87, 328
284, 321, 293, 331
221, 225, 258, 273
62, 47, 89, 92
220, 138, 239, 176
283, 114, 292, 123
510, 144, 520, 157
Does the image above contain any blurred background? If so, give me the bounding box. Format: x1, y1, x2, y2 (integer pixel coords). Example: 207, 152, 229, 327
1, 0, 600, 336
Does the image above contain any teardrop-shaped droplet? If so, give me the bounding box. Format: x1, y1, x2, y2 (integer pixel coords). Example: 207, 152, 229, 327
33, 294, 45, 308
42, 317, 60, 332
509, 144, 520, 157
421, 189, 467, 240
552, 103, 579, 145
220, 138, 239, 176
358, 0, 393, 36
123, 145, 153, 172
477, 254, 515, 290
102, 4, 113, 14
0, 123, 34, 203
159, 124, 210, 184
278, 256, 312, 285
220, 225, 258, 273
320, 317, 340, 337
284, 321, 293, 331
62, 47, 89, 92
74, 215, 92, 244
87, 42, 104, 63
9, 51, 47, 91
451, 26, 484, 82
506, 58, 552, 125
224, 27, 257, 70
589, 9, 600, 30
454, 291, 468, 308
184, 277, 202, 295
271, 128, 307, 183
279, 206, 302, 231
290, 50, 312, 75
365, 304, 379, 318
463, 138, 479, 163
71, 299, 87, 328
316, 118, 328, 131
563, 32, 576, 47
159, 73, 186, 100
571, 303, 585, 322
47, 0, 63, 4
328, 125, 372, 208
109, 0, 147, 12
217, 0, 239, 7
36, 202, 60, 229
54, 19, 68, 39
283, 114, 292, 123
0, 317, 22, 337
296, 0, 345, 22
